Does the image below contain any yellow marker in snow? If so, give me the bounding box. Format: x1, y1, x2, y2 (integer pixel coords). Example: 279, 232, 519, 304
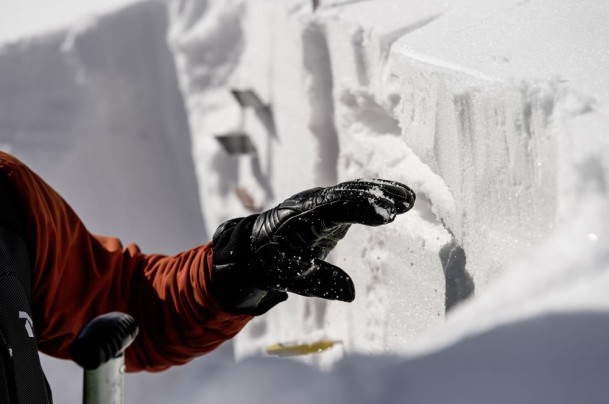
265, 339, 341, 357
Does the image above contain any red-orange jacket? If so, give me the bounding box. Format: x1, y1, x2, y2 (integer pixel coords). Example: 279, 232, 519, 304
0, 152, 252, 372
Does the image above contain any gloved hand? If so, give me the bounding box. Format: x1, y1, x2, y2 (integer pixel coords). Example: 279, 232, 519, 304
211, 179, 415, 315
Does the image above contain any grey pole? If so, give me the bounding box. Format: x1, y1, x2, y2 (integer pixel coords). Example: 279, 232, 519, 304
70, 312, 138, 404
83, 354, 127, 404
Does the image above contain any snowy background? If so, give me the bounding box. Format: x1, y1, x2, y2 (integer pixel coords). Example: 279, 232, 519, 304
2, 0, 609, 402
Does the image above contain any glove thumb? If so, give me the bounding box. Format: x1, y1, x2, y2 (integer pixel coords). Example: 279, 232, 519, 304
279, 258, 355, 302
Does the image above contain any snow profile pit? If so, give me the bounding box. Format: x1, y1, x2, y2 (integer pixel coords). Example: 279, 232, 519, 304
4, 0, 609, 401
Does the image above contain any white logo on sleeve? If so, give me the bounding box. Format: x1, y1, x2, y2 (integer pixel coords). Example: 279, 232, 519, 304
18, 311, 34, 338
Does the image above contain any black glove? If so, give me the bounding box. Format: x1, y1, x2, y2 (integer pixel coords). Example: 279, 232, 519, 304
211, 179, 415, 315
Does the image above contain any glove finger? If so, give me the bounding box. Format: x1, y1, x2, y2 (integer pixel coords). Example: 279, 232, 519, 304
334, 179, 416, 214
272, 179, 414, 238
301, 179, 415, 226
284, 258, 355, 302
277, 192, 395, 237
314, 188, 401, 226
353, 179, 416, 214
310, 224, 350, 259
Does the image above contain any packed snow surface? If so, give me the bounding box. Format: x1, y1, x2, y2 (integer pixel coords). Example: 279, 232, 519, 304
2, 0, 609, 403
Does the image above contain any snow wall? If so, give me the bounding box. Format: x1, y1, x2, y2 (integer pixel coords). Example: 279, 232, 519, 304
168, 0, 609, 362
2, 0, 609, 403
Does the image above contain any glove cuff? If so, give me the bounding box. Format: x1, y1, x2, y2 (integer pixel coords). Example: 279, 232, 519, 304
211, 215, 287, 315
212, 215, 257, 266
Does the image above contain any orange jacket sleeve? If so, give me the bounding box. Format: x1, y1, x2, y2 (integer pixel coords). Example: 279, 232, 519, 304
0, 152, 252, 372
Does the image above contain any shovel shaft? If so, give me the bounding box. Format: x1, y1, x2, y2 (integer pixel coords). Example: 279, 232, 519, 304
83, 355, 126, 404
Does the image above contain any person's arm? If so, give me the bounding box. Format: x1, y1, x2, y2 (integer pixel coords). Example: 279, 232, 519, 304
0, 152, 251, 372
1, 151, 416, 372
125, 244, 252, 371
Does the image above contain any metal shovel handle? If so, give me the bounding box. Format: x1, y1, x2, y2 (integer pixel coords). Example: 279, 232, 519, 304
70, 312, 139, 404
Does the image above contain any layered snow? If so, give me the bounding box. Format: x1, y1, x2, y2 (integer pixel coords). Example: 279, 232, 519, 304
167, 0, 609, 399
168, 0, 609, 363
2, 0, 609, 403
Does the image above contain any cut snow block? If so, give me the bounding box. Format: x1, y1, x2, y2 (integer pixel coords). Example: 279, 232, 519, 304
231, 89, 266, 109
215, 133, 257, 155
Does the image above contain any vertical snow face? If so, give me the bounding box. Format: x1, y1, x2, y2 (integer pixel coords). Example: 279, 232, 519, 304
168, 0, 260, 230
169, 0, 452, 361
321, 0, 457, 357
169, 0, 609, 363
396, 66, 595, 288
0, 0, 205, 254
169, 0, 355, 362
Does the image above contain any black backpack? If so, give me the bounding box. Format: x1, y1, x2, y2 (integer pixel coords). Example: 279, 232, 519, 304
0, 180, 52, 403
